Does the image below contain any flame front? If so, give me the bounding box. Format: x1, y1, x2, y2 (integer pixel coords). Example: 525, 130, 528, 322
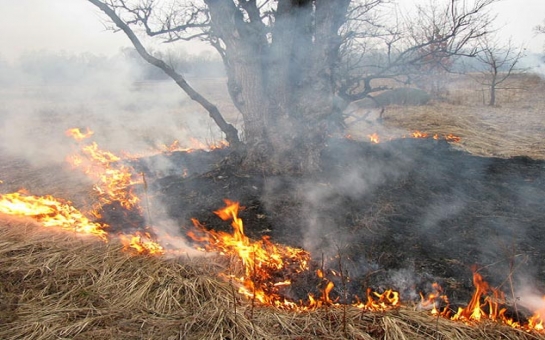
65, 127, 94, 141
189, 200, 311, 307
3, 128, 545, 333
159, 137, 229, 153
0, 191, 107, 240
67, 141, 141, 211
366, 131, 460, 144
419, 270, 545, 332
120, 231, 165, 255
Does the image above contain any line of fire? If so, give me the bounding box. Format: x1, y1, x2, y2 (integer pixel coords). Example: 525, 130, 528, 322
0, 127, 543, 334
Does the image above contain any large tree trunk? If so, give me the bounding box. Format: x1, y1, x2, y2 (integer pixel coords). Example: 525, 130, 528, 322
206, 0, 350, 174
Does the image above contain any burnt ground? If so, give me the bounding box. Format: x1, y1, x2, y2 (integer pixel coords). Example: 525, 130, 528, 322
2, 136, 544, 315
129, 137, 545, 309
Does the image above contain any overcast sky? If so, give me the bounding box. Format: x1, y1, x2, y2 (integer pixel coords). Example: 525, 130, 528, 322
0, 0, 544, 62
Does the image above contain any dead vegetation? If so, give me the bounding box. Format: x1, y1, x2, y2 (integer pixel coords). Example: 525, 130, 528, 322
346, 73, 545, 160
1, 74, 545, 339
1, 219, 544, 340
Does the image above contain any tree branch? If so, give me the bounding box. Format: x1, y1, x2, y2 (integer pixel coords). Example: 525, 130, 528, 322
88, 0, 241, 147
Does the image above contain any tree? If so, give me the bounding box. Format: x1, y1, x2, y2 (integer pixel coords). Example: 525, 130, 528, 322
87, 0, 498, 173
471, 36, 525, 106
335, 0, 497, 103
536, 19, 545, 35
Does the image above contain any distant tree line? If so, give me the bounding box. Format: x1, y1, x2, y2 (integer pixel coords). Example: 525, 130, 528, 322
0, 48, 225, 86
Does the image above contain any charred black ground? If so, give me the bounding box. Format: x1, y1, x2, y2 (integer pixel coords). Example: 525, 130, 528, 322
2, 136, 544, 316
129, 138, 545, 310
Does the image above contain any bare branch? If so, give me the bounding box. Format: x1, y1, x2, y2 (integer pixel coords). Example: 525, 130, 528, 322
466, 34, 526, 106
535, 19, 545, 35
103, 0, 210, 43
88, 0, 240, 146
336, 0, 499, 101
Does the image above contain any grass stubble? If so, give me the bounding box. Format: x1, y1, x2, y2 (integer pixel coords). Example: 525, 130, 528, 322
1, 219, 543, 339
1, 73, 545, 339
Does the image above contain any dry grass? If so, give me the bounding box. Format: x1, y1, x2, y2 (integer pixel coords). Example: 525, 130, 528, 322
2, 73, 545, 339
347, 73, 545, 160
1, 219, 544, 340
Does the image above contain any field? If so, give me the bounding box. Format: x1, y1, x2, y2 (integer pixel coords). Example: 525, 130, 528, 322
1, 73, 545, 339
346, 73, 545, 160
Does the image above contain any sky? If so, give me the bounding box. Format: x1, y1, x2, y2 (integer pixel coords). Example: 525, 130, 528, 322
0, 0, 544, 62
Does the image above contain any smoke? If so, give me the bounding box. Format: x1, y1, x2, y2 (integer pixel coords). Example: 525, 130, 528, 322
518, 284, 545, 316
297, 141, 413, 258
521, 52, 545, 77
0, 49, 228, 167
147, 214, 205, 258
0, 48, 231, 255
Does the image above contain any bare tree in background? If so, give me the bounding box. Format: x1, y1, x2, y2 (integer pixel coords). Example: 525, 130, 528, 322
87, 0, 498, 173
335, 0, 497, 103
472, 36, 525, 106
535, 20, 545, 35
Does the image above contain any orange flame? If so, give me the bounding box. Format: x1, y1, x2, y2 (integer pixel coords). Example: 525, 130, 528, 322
158, 138, 230, 154
449, 270, 516, 324
411, 131, 429, 138
65, 127, 94, 142
188, 200, 311, 308
445, 134, 462, 142
419, 282, 451, 317
419, 270, 545, 332
66, 139, 142, 211
354, 288, 400, 311
367, 131, 460, 144
0, 191, 107, 240
120, 231, 165, 255
368, 133, 380, 144
528, 305, 545, 332
5, 128, 545, 331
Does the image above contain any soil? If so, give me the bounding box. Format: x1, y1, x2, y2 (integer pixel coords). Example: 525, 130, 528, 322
127, 137, 545, 308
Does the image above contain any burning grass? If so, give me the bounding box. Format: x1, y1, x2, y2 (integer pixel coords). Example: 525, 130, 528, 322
2, 130, 544, 338
1, 220, 544, 340
1, 96, 545, 338
345, 73, 545, 160
381, 105, 545, 160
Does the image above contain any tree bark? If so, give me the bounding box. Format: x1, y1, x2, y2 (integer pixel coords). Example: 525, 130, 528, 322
205, 0, 350, 173
489, 82, 496, 106
489, 70, 497, 106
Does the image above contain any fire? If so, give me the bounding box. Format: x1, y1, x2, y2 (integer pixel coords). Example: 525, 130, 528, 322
419, 270, 545, 332
2, 128, 198, 258
367, 131, 461, 144
528, 301, 545, 331
187, 200, 404, 311
120, 231, 165, 255
445, 133, 462, 142
368, 133, 380, 144
0, 186, 170, 256
3, 127, 545, 333
0, 191, 107, 240
411, 131, 429, 138
451, 270, 502, 322
353, 288, 400, 311
419, 282, 451, 317
66, 139, 142, 211
158, 138, 229, 154
65, 127, 94, 141
188, 199, 311, 308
